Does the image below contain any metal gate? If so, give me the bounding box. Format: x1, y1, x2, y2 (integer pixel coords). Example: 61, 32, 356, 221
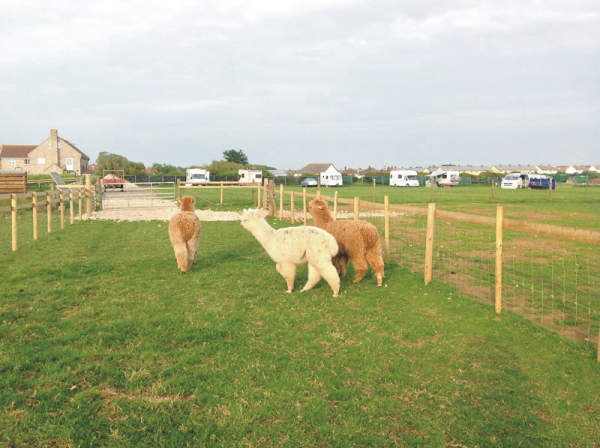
101, 182, 176, 209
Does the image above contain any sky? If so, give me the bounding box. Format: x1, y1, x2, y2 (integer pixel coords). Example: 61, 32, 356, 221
1, 0, 599, 170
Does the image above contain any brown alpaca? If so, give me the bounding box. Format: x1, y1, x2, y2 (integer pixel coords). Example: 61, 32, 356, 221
169, 196, 202, 273
308, 198, 384, 286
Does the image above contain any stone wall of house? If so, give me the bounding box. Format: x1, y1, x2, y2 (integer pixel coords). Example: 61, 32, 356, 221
26, 130, 88, 175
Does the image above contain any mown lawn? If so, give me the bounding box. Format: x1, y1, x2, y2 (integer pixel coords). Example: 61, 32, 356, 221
1, 220, 600, 447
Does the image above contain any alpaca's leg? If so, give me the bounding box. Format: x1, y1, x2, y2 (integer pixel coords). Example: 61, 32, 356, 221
172, 241, 189, 273
276, 262, 296, 293
318, 262, 341, 297
301, 264, 322, 292
366, 247, 385, 286
332, 253, 348, 278
349, 249, 369, 283
186, 231, 201, 265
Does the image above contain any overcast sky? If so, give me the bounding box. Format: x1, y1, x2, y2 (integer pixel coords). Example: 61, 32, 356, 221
1, 1, 598, 169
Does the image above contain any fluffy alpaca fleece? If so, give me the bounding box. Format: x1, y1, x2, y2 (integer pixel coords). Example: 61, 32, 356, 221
308, 198, 384, 286
240, 208, 340, 297
168, 196, 202, 273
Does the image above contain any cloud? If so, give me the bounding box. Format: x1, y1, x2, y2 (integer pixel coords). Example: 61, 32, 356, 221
1, 0, 598, 168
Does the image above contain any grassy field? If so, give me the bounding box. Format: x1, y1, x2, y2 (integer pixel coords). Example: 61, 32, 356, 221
183, 183, 600, 230
2, 219, 600, 446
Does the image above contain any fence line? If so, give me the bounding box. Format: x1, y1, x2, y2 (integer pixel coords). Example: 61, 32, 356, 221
269, 186, 599, 361
3, 176, 98, 252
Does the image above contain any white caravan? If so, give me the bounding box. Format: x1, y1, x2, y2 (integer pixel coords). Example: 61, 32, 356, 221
185, 169, 210, 186
319, 165, 343, 187
389, 170, 419, 187
426, 170, 460, 187
501, 172, 535, 189
238, 169, 263, 184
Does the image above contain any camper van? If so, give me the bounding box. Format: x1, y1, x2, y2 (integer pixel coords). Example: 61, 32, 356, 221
238, 169, 263, 184
389, 170, 419, 187
185, 169, 210, 186
426, 170, 460, 187
319, 165, 343, 187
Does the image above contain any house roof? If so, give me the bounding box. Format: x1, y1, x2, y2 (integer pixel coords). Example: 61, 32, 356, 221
0, 145, 37, 158
298, 163, 333, 174
59, 138, 90, 160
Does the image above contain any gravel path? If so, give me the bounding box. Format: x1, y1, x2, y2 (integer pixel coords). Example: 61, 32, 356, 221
91, 207, 402, 222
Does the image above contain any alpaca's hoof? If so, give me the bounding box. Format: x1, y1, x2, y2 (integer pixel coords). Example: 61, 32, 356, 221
285, 289, 293, 294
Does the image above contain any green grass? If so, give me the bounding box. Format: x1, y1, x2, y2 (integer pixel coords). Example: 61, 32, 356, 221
2, 220, 600, 446
183, 183, 600, 229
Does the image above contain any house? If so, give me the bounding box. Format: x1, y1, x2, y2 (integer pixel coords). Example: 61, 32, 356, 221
564, 165, 583, 175
0, 129, 89, 175
319, 165, 343, 187
490, 165, 536, 174
535, 165, 558, 175
298, 163, 333, 176
238, 169, 263, 184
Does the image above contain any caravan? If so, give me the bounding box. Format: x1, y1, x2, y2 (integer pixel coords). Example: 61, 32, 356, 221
319, 165, 343, 187
185, 169, 210, 186
426, 170, 460, 187
389, 170, 419, 187
238, 169, 263, 184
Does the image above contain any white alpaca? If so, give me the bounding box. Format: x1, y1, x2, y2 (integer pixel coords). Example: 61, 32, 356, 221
240, 209, 341, 297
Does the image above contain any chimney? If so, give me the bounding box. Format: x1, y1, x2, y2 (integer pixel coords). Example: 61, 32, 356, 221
50, 129, 59, 165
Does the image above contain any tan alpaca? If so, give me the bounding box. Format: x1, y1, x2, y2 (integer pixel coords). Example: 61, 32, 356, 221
308, 198, 384, 286
240, 209, 340, 297
169, 196, 202, 273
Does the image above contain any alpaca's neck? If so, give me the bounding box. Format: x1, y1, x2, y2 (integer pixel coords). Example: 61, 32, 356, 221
313, 212, 333, 226
247, 218, 276, 249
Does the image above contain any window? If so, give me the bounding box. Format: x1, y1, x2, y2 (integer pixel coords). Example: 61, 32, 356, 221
9, 159, 15, 166
24, 158, 30, 165
38, 157, 46, 165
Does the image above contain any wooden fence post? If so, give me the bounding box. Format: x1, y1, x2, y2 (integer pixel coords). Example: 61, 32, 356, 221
495, 205, 504, 314
268, 180, 275, 217
424, 203, 436, 285
302, 188, 307, 225
220, 183, 224, 206
279, 184, 284, 220
316, 190, 321, 200
384, 195, 390, 262
257, 183, 261, 207
47, 191, 52, 233
372, 177, 376, 202
69, 189, 74, 224
11, 194, 17, 251
32, 192, 38, 241
333, 191, 338, 221
86, 175, 92, 218
262, 179, 268, 209
176, 178, 181, 201
60, 189, 65, 230
290, 191, 295, 224
353, 197, 359, 221
78, 189, 82, 221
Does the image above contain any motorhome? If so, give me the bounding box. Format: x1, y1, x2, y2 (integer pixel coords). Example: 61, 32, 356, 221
426, 170, 460, 187
389, 170, 419, 187
185, 169, 210, 186
501, 172, 528, 189
319, 165, 343, 187
238, 169, 263, 184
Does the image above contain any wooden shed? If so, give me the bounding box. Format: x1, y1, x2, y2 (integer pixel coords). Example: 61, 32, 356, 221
0, 171, 27, 193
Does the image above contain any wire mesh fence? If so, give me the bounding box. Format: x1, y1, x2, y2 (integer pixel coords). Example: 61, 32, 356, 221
272, 187, 600, 353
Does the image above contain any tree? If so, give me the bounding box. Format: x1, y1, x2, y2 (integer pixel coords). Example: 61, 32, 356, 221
223, 149, 248, 165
